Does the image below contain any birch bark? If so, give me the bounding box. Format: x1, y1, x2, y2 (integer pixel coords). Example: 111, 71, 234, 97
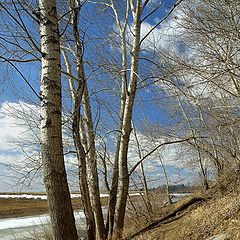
62, 39, 96, 240
62, 1, 105, 237
39, 0, 78, 239
107, 1, 129, 237
113, 1, 142, 238
83, 86, 106, 239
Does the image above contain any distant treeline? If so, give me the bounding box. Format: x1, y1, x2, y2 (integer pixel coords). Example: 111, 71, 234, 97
150, 184, 195, 193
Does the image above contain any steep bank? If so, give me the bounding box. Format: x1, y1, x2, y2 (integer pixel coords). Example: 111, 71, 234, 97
127, 190, 240, 240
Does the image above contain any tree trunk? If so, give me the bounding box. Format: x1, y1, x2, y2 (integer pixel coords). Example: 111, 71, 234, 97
39, 0, 78, 239
113, 1, 142, 238
73, 107, 96, 240
107, 4, 128, 237
132, 122, 153, 213
62, 42, 96, 240
107, 134, 120, 239
177, 95, 209, 190
68, 1, 98, 238
83, 86, 106, 239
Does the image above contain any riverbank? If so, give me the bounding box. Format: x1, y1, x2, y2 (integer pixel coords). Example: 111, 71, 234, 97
0, 192, 193, 240
0, 197, 85, 219
0, 192, 143, 219
125, 190, 240, 239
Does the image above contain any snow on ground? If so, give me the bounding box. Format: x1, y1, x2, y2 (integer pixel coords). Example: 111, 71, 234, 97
0, 211, 86, 240
170, 193, 191, 197
0, 211, 86, 231
0, 214, 49, 230
0, 193, 141, 200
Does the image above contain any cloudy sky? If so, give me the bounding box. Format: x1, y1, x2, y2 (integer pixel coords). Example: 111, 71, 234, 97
0, 100, 199, 192
0, 0, 201, 192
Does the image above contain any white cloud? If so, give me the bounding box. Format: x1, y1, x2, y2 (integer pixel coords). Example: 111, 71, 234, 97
138, 9, 187, 55
0, 101, 38, 162
0, 101, 40, 163
0, 101, 42, 191
0, 101, 81, 191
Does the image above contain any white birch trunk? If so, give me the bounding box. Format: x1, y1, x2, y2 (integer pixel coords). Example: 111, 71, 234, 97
39, 0, 78, 239
83, 86, 106, 239
62, 44, 96, 240
62, 1, 105, 237
113, 1, 142, 238
107, 5, 128, 237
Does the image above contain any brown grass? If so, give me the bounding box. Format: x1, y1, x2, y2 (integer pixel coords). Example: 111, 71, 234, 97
123, 193, 170, 238
0, 198, 48, 218
0, 196, 110, 219
129, 191, 240, 240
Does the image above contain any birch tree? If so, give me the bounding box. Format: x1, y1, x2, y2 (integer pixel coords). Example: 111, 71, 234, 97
62, 1, 96, 238
39, 0, 78, 239
62, 0, 106, 238
101, 1, 183, 238
0, 1, 186, 239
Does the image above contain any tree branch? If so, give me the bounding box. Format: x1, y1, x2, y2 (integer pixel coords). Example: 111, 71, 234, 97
140, 0, 183, 45
129, 136, 194, 176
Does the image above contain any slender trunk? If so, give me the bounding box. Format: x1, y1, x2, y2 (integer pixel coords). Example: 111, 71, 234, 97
140, 162, 153, 211
39, 0, 78, 239
71, 79, 95, 240
157, 150, 172, 204
61, 48, 77, 101
177, 96, 209, 190
73, 114, 95, 240
107, 5, 128, 237
113, 1, 142, 238
62, 46, 95, 240
107, 135, 120, 239
83, 86, 106, 239
68, 1, 99, 238
65, 3, 106, 234
107, 69, 127, 238
132, 122, 152, 213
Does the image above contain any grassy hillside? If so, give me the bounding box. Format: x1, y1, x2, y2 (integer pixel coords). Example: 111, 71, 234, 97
125, 178, 240, 240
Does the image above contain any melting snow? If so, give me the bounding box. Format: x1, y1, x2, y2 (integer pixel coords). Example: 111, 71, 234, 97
0, 193, 140, 200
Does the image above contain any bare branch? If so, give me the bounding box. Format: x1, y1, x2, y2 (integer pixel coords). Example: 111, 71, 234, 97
129, 137, 194, 176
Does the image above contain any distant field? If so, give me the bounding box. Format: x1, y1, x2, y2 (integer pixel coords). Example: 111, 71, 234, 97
0, 197, 85, 219
0, 193, 142, 219
0, 198, 49, 218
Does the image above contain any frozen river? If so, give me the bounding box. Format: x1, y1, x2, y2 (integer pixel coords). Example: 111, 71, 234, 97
0, 193, 189, 239
0, 193, 138, 239
0, 213, 51, 240
0, 211, 87, 240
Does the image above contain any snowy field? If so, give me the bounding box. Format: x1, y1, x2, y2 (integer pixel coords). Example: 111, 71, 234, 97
0, 192, 141, 200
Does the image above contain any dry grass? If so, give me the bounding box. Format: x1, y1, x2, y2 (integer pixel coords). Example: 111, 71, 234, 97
174, 191, 240, 240
123, 193, 170, 238
126, 174, 240, 240
0, 198, 48, 218
0, 196, 110, 219
129, 191, 240, 240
